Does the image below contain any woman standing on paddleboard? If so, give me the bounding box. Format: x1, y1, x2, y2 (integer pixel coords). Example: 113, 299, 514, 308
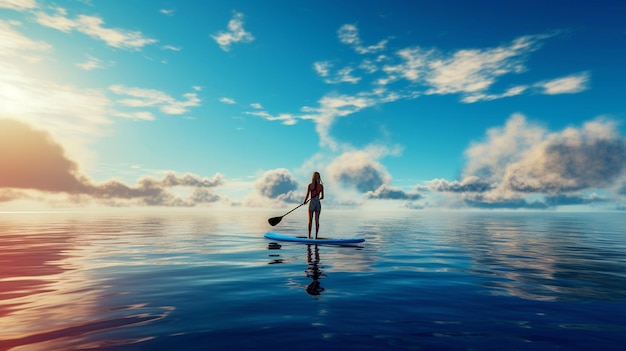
303, 171, 324, 239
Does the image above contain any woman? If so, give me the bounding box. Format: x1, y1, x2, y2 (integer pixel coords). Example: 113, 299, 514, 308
303, 171, 324, 239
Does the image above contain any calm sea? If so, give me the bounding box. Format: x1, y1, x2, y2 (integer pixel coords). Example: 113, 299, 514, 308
1, 210, 625, 351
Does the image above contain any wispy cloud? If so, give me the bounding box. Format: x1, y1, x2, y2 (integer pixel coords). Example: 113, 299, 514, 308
160, 8, 175, 16
0, 0, 36, 11
245, 111, 297, 125
313, 61, 361, 84
535, 72, 590, 95
34, 7, 157, 50
212, 12, 254, 51
76, 54, 113, 70
338, 24, 389, 54
381, 34, 551, 102
109, 85, 201, 117
0, 19, 51, 60
220, 97, 236, 104
162, 45, 182, 51
253, 30, 582, 151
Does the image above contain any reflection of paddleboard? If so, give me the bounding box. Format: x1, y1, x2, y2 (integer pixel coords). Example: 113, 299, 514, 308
264, 232, 365, 244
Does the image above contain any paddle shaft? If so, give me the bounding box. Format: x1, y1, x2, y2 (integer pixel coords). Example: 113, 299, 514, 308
268, 199, 310, 226
281, 199, 309, 218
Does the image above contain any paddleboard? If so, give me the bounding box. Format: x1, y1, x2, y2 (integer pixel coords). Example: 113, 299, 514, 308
264, 232, 365, 244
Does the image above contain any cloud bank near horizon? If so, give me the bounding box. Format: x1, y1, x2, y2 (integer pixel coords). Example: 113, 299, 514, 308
0, 118, 224, 207
425, 114, 626, 209
2, 115, 625, 210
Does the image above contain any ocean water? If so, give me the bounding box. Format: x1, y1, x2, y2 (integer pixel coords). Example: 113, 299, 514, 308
1, 210, 625, 351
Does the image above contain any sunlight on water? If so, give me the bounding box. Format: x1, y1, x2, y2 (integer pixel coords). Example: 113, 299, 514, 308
1, 210, 625, 350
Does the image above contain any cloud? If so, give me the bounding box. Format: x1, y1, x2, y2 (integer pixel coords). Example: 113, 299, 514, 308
88, 173, 224, 206
0, 59, 111, 166
503, 118, 626, 193
364, 184, 422, 200
463, 114, 545, 182
0, 119, 88, 193
338, 24, 389, 54
463, 196, 549, 210
76, 54, 114, 71
535, 72, 590, 95
212, 12, 254, 51
327, 150, 391, 193
254, 32, 576, 151
34, 7, 157, 50
109, 84, 201, 117
438, 115, 626, 209
220, 97, 236, 104
428, 176, 495, 193
313, 61, 331, 77
0, 0, 36, 11
544, 194, 607, 207
0, 119, 224, 206
160, 9, 175, 16
254, 168, 300, 201
301, 93, 378, 149
313, 61, 361, 84
245, 110, 297, 125
0, 19, 51, 60
381, 34, 550, 102
162, 45, 181, 51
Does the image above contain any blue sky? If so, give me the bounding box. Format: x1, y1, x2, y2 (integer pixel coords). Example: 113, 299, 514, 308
1, 0, 625, 210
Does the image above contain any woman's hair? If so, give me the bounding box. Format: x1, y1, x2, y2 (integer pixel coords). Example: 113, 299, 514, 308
311, 171, 322, 185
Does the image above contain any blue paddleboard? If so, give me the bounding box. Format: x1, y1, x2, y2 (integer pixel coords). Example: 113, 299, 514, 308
264, 232, 365, 244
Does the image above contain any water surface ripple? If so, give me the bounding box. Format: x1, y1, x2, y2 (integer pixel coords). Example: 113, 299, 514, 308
1, 211, 625, 350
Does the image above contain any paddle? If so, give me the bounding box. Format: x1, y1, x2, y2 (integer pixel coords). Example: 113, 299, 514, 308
268, 199, 309, 226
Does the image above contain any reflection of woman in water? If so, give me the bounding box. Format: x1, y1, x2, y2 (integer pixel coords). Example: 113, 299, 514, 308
305, 244, 325, 295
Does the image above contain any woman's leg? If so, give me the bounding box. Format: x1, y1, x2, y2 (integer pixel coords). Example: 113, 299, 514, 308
308, 210, 314, 238
314, 210, 321, 239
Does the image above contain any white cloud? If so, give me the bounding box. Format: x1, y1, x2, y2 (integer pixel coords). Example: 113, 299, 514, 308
160, 9, 175, 16
463, 114, 546, 182
536, 72, 590, 95
0, 0, 36, 11
109, 85, 201, 116
113, 111, 155, 121
462, 85, 528, 103
0, 19, 51, 61
435, 115, 626, 208
212, 12, 254, 51
377, 33, 559, 103
250, 103, 263, 109
301, 94, 376, 149
338, 24, 388, 54
313, 61, 331, 77
245, 111, 297, 125
34, 7, 157, 50
220, 97, 236, 104
76, 54, 113, 70
327, 147, 398, 193
162, 45, 181, 51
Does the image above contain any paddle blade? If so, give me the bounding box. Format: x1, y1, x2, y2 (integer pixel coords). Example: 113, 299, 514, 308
268, 216, 282, 226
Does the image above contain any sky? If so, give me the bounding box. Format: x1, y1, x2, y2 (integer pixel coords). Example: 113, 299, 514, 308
1, 0, 625, 211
